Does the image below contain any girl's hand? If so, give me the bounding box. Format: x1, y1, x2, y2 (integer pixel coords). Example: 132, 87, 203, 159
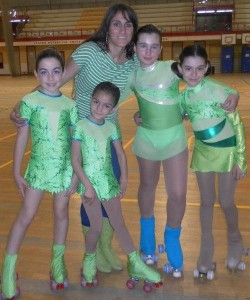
14, 174, 29, 199
221, 93, 239, 113
133, 111, 142, 126
82, 186, 96, 205
232, 165, 245, 181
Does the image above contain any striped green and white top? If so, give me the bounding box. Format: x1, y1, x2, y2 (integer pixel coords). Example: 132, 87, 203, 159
71, 41, 139, 124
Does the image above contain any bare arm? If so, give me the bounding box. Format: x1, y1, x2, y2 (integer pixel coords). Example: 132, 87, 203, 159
113, 140, 128, 197
13, 125, 30, 198
71, 140, 96, 201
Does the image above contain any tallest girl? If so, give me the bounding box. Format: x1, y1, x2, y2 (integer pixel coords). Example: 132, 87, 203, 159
10, 3, 238, 274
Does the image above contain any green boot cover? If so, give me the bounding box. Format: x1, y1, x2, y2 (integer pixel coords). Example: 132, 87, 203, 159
99, 218, 122, 270
127, 250, 161, 283
82, 252, 96, 283
1, 253, 17, 298
50, 244, 67, 283
82, 225, 111, 273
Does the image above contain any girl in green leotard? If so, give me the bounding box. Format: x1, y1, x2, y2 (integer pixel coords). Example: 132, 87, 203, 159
71, 81, 162, 288
1, 48, 79, 299
172, 44, 247, 278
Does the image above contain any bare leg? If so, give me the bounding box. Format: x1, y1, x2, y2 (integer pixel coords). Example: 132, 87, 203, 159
102, 197, 135, 254
196, 172, 216, 273
53, 191, 70, 245
136, 156, 161, 218
162, 148, 188, 228
82, 199, 103, 253
218, 172, 243, 269
6, 189, 44, 254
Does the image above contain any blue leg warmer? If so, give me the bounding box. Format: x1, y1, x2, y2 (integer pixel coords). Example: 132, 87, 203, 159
80, 142, 120, 227
140, 216, 156, 255
164, 226, 183, 269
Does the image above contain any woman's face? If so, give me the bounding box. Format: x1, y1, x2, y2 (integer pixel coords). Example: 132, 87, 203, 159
107, 11, 134, 50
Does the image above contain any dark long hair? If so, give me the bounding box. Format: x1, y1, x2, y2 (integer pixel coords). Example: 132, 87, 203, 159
171, 44, 211, 78
85, 3, 138, 59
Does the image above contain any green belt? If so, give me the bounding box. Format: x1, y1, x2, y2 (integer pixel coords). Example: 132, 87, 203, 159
134, 90, 182, 130
202, 135, 236, 147
194, 119, 226, 140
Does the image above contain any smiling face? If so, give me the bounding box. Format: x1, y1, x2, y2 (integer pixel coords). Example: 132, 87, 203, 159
34, 57, 63, 96
135, 32, 162, 68
107, 11, 134, 51
178, 56, 208, 87
90, 90, 115, 123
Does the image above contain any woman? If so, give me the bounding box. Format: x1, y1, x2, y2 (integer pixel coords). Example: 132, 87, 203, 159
11, 3, 139, 274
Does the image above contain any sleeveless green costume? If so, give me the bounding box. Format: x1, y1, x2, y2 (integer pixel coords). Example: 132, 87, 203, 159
72, 117, 121, 200
129, 61, 187, 161
180, 77, 247, 173
20, 90, 79, 193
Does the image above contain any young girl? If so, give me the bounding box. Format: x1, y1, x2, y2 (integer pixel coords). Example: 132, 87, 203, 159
71, 81, 163, 290
0, 48, 79, 299
172, 44, 247, 279
129, 24, 240, 279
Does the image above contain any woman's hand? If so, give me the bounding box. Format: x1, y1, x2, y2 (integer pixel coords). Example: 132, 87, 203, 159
82, 185, 96, 205
221, 93, 239, 113
9, 102, 28, 128
133, 111, 142, 126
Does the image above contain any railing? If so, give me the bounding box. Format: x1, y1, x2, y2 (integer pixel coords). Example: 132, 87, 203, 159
13, 21, 250, 41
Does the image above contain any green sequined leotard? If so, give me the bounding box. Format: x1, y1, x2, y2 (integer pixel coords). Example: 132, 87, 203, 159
180, 77, 247, 173
72, 117, 121, 201
20, 90, 79, 193
129, 61, 187, 161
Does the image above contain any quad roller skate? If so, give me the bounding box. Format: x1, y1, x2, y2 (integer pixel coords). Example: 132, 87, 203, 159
126, 250, 163, 293
50, 244, 69, 290
81, 253, 98, 288
0, 254, 20, 300
226, 233, 247, 272
140, 216, 158, 265
160, 226, 184, 278
193, 262, 216, 280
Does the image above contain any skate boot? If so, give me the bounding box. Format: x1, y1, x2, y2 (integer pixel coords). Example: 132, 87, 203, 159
126, 250, 162, 293
98, 218, 122, 271
82, 225, 112, 273
81, 253, 98, 287
140, 216, 158, 265
194, 233, 216, 280
50, 244, 69, 290
164, 226, 184, 278
226, 231, 245, 271
0, 253, 19, 300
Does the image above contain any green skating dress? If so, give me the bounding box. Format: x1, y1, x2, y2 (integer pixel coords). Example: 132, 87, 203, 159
129, 60, 187, 161
180, 77, 247, 173
20, 90, 79, 193
72, 117, 121, 200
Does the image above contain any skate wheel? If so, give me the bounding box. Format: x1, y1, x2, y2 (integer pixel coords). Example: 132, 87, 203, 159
242, 248, 250, 256
153, 281, 163, 288
237, 261, 246, 271
126, 279, 135, 289
158, 244, 165, 253
143, 283, 153, 293
206, 270, 214, 280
